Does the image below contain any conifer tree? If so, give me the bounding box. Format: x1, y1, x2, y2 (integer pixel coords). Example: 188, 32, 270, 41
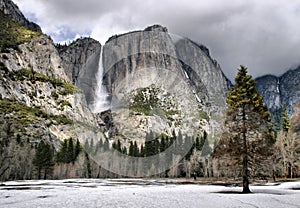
117, 139, 122, 152
74, 139, 81, 161
133, 141, 139, 157
57, 139, 68, 163
68, 138, 74, 163
140, 144, 144, 157
215, 66, 274, 193
112, 141, 117, 150
33, 140, 54, 179
129, 141, 134, 156
281, 104, 290, 133
160, 136, 166, 152
122, 146, 127, 155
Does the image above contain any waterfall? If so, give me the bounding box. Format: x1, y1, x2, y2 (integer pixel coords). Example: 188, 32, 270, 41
92, 48, 110, 113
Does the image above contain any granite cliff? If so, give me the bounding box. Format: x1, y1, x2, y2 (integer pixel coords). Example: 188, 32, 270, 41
100, 25, 230, 142
57, 38, 101, 106
0, 0, 105, 180
3, 0, 299, 180
0, 0, 41, 32
256, 66, 300, 127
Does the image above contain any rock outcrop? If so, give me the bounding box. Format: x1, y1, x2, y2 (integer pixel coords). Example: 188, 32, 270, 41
8, 0, 300, 179
100, 25, 230, 140
256, 66, 300, 117
0, 0, 41, 32
57, 38, 101, 105
175, 38, 230, 113
0, 0, 103, 144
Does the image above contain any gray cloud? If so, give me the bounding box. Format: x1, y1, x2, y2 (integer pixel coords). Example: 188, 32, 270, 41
14, 0, 300, 81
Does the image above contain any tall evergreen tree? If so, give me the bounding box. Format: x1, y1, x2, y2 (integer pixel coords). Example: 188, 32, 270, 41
57, 139, 68, 163
122, 146, 128, 155
215, 66, 274, 193
140, 144, 144, 157
133, 141, 139, 157
160, 136, 166, 152
117, 139, 122, 152
68, 138, 74, 163
74, 139, 81, 161
281, 104, 290, 133
56, 138, 80, 163
129, 141, 134, 156
33, 140, 54, 179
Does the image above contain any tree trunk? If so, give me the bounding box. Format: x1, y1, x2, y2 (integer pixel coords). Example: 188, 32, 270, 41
242, 107, 251, 193
44, 168, 47, 180
38, 168, 41, 180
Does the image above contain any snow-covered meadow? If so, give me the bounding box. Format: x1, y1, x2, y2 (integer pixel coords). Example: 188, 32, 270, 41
1, 179, 300, 208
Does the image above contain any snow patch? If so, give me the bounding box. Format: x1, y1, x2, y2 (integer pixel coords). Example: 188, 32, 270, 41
1, 180, 300, 208
184, 71, 189, 79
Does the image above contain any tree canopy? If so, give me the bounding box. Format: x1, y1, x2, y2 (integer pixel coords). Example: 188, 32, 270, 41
214, 66, 274, 193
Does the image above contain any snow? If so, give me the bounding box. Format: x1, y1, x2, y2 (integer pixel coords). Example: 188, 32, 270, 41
195, 95, 201, 103
1, 179, 300, 208
184, 71, 189, 79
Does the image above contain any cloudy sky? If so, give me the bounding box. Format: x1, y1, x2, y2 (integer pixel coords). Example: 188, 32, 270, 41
14, 0, 300, 81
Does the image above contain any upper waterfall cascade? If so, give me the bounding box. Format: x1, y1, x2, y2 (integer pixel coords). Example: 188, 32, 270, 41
92, 48, 110, 113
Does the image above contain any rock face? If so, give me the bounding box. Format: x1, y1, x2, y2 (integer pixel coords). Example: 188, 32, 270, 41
256, 75, 281, 111
0, 35, 100, 135
0, 0, 233, 180
279, 67, 300, 115
0, 0, 102, 143
0, 0, 41, 32
256, 66, 300, 117
4, 0, 300, 180
4, 36, 68, 81
101, 25, 230, 140
175, 39, 230, 113
57, 38, 101, 105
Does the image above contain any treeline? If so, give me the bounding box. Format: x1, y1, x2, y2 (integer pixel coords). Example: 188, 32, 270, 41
111, 131, 207, 159
0, 137, 82, 181
212, 66, 300, 184
84, 130, 210, 178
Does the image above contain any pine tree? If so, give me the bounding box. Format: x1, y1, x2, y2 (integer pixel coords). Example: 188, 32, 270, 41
281, 104, 290, 133
153, 139, 160, 155
117, 139, 122, 152
133, 141, 139, 157
140, 144, 144, 157
160, 136, 166, 152
68, 138, 74, 163
56, 138, 80, 164
33, 140, 54, 179
122, 146, 127, 155
74, 139, 81, 161
215, 66, 274, 193
129, 141, 134, 156
57, 139, 68, 163
112, 141, 117, 150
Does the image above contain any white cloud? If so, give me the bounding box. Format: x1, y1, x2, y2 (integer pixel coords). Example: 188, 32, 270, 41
13, 0, 300, 80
